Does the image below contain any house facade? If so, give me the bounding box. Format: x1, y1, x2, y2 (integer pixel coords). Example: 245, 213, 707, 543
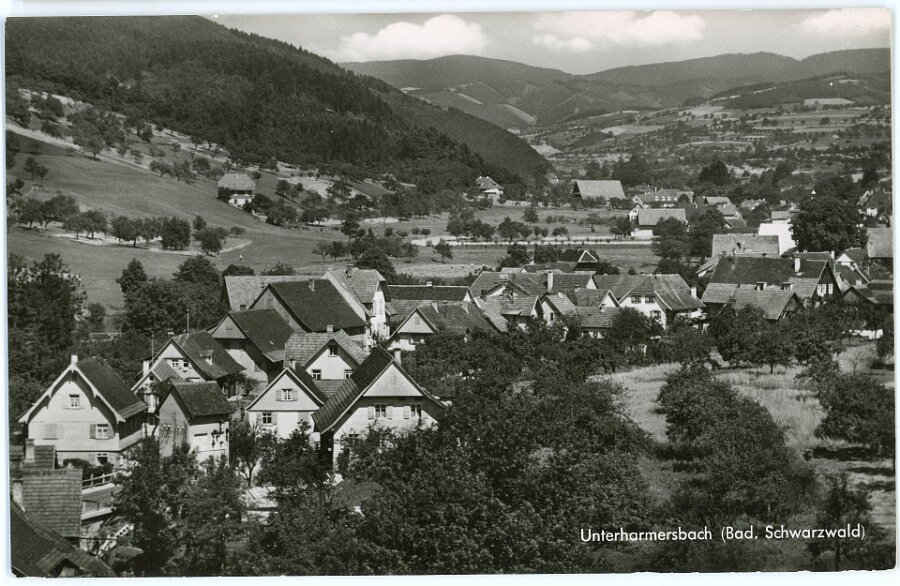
19, 356, 146, 467
148, 330, 244, 396
157, 382, 233, 462
325, 268, 390, 341
245, 368, 326, 439
217, 172, 255, 207
209, 308, 294, 387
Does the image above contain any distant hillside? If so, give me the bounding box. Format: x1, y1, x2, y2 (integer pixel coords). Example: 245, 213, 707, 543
346, 49, 891, 126
6, 17, 549, 189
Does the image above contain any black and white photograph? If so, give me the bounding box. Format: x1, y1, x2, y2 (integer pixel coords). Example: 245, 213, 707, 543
2, 2, 897, 579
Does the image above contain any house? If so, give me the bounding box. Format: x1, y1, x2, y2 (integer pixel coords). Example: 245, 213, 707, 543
646, 188, 680, 208
631, 194, 647, 208
718, 204, 742, 222
222, 275, 303, 312
346, 179, 392, 199
283, 328, 368, 383
697, 234, 781, 278
593, 274, 704, 328
217, 172, 255, 207
130, 360, 183, 414
538, 292, 578, 326
703, 196, 733, 207
543, 271, 597, 295
571, 180, 625, 201
567, 288, 621, 309
251, 279, 371, 348
770, 210, 796, 224
571, 306, 623, 338
10, 444, 82, 542
476, 292, 541, 332
387, 283, 474, 304
740, 199, 765, 212
312, 347, 446, 467
157, 382, 234, 462
860, 188, 892, 218
469, 271, 546, 299
11, 503, 114, 577
702, 285, 802, 321
210, 308, 295, 386
476, 176, 504, 202
703, 256, 839, 306
19, 356, 146, 467
325, 268, 391, 340
150, 330, 244, 395
556, 248, 603, 272
866, 227, 893, 271
634, 208, 687, 239
245, 367, 327, 439
387, 303, 491, 352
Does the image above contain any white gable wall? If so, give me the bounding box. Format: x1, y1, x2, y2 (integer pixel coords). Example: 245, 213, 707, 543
247, 372, 321, 439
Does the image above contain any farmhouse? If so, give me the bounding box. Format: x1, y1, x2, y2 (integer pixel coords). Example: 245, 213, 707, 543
217, 172, 255, 207
593, 274, 703, 328
477, 292, 541, 332
387, 303, 491, 353
571, 180, 625, 201
19, 356, 146, 467
325, 268, 391, 340
475, 176, 504, 202
157, 382, 234, 461
470, 271, 546, 298
633, 208, 687, 239
697, 234, 781, 277
704, 256, 839, 306
312, 347, 446, 467
245, 367, 327, 439
149, 330, 244, 395
702, 285, 802, 321
251, 280, 371, 348
571, 306, 623, 338
210, 309, 295, 387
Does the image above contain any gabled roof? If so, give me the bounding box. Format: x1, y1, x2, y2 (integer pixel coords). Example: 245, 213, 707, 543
312, 347, 444, 433
228, 309, 295, 362
704, 196, 732, 206
730, 289, 800, 320
546, 273, 595, 294
558, 249, 599, 264
74, 359, 147, 419
11, 503, 114, 577
283, 330, 367, 367
476, 176, 502, 191
168, 382, 234, 419
568, 288, 619, 307
572, 180, 625, 199
265, 280, 367, 332
469, 272, 545, 298
170, 330, 243, 380
346, 180, 392, 199
866, 227, 892, 259
314, 380, 348, 399
636, 208, 686, 227
326, 268, 385, 305
223, 275, 301, 312
838, 247, 867, 265
594, 274, 703, 311
387, 284, 470, 302
21, 467, 82, 539
711, 234, 780, 258
246, 366, 326, 411
843, 282, 893, 307
217, 172, 255, 192
476, 295, 540, 331
573, 306, 621, 329
709, 256, 831, 296
542, 292, 577, 315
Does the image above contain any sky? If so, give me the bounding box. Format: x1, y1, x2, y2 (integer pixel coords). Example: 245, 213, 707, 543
213, 8, 892, 74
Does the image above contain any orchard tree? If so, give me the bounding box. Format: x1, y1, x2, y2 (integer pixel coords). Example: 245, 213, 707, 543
697, 159, 731, 186
791, 196, 867, 252
815, 372, 895, 460
434, 240, 453, 263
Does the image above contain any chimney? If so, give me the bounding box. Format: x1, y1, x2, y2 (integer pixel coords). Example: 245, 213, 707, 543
393, 348, 402, 366
546, 272, 554, 292
70, 354, 78, 365
309, 280, 316, 292
326, 324, 334, 333
24, 439, 35, 463
142, 360, 151, 377
794, 256, 801, 272
690, 285, 698, 298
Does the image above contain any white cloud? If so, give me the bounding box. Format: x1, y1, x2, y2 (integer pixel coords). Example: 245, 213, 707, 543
799, 8, 890, 36
333, 15, 486, 61
533, 11, 705, 50
532, 34, 593, 53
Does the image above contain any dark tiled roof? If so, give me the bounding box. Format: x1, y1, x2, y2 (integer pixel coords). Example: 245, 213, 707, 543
470, 272, 545, 297
172, 330, 243, 380
230, 309, 294, 362
223, 275, 301, 311
11, 502, 114, 577
327, 269, 385, 305
558, 248, 598, 264
574, 306, 621, 329
76, 359, 146, 420
169, 382, 234, 419
546, 273, 595, 293
313, 380, 347, 399
387, 285, 470, 302
11, 444, 58, 471
572, 180, 625, 199
731, 289, 798, 320
711, 234, 780, 258
21, 467, 82, 539
417, 303, 493, 335
636, 208, 686, 227
268, 280, 367, 331
313, 347, 444, 433
283, 330, 367, 367
709, 256, 830, 297
594, 274, 703, 312
840, 247, 867, 264
866, 227, 892, 259
346, 180, 392, 199
150, 360, 183, 385
217, 172, 255, 192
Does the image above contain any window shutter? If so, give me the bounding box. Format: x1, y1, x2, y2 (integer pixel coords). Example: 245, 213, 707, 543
386, 406, 394, 419
404, 406, 411, 419
368, 406, 375, 420
89, 424, 96, 439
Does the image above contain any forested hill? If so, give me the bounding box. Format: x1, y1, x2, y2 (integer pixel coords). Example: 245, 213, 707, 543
5, 16, 550, 189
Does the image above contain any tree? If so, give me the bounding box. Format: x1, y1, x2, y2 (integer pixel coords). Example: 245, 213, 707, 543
697, 159, 731, 186
111, 216, 138, 244
222, 264, 255, 276
229, 421, 276, 487
523, 207, 539, 224
607, 308, 660, 351
815, 372, 895, 460
341, 215, 360, 241
313, 241, 332, 261
499, 243, 530, 268
258, 426, 330, 501
651, 217, 689, 260
262, 262, 295, 276
34, 163, 48, 185
72, 120, 105, 159
688, 208, 726, 258
85, 302, 107, 332
62, 212, 89, 239
355, 247, 396, 281
612, 153, 653, 186
196, 226, 229, 256
709, 304, 769, 367
434, 240, 453, 263
193, 216, 208, 232
117, 258, 148, 296
160, 216, 191, 250
23, 156, 39, 180
791, 196, 867, 252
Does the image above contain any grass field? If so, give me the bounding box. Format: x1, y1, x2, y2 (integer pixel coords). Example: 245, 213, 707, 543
601, 344, 896, 532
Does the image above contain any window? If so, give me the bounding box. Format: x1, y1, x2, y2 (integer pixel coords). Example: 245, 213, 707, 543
328, 344, 338, 357
374, 404, 387, 419
68, 394, 81, 409
311, 370, 322, 380
261, 412, 273, 425
344, 369, 353, 379
95, 453, 109, 465
644, 296, 654, 304
280, 389, 295, 401
95, 424, 109, 439
651, 310, 662, 320
631, 296, 641, 304
406, 403, 422, 419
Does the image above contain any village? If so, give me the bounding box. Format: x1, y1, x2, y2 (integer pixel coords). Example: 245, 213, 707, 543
4, 12, 897, 579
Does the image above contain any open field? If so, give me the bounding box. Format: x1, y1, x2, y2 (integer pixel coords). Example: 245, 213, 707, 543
601, 343, 896, 533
